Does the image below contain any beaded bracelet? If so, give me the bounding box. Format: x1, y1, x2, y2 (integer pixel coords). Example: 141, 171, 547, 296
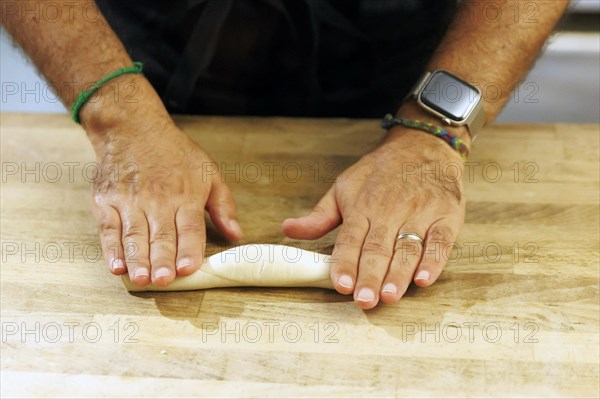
381, 114, 471, 160
70, 62, 144, 124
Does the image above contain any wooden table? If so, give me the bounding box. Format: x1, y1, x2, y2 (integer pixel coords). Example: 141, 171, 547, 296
1, 113, 598, 398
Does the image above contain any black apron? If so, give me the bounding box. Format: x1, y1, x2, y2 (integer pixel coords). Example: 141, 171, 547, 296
96, 0, 456, 117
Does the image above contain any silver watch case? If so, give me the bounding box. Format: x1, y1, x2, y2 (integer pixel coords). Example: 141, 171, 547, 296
408, 70, 485, 141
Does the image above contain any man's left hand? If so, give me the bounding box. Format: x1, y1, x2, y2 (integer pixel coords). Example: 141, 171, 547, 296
282, 124, 467, 309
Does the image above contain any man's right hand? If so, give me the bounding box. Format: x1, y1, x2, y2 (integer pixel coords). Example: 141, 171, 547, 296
1, 1, 243, 287
84, 76, 242, 287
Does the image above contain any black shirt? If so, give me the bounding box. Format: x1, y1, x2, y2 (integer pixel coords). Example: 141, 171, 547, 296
97, 0, 456, 117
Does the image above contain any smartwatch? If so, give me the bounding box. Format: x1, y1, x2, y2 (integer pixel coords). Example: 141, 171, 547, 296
407, 70, 486, 141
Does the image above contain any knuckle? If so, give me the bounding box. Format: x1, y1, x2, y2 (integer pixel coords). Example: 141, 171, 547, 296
367, 225, 389, 240
92, 191, 115, 206
95, 209, 119, 233
400, 224, 420, 234
395, 240, 422, 255
427, 225, 453, 243
312, 203, 329, 215
393, 249, 418, 270
179, 204, 204, 217
177, 223, 205, 235
123, 225, 146, 240
99, 219, 120, 234
123, 242, 143, 260
398, 258, 414, 275
337, 214, 366, 233
392, 256, 418, 282
330, 258, 356, 274
361, 241, 391, 257
390, 258, 416, 280
150, 221, 176, 243
421, 246, 449, 267
343, 215, 369, 230
150, 231, 176, 245
335, 233, 362, 247
359, 256, 387, 275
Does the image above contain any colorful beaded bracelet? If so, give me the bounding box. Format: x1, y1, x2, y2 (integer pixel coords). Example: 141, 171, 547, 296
381, 114, 471, 160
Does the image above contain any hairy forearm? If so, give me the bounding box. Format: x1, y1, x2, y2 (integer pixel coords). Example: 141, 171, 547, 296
427, 0, 569, 122
1, 0, 132, 105
0, 0, 168, 133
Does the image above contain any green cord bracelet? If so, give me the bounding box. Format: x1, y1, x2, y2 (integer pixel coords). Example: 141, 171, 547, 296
381, 114, 471, 160
70, 61, 144, 124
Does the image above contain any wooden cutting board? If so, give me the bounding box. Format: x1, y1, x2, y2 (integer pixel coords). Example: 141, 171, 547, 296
1, 113, 598, 398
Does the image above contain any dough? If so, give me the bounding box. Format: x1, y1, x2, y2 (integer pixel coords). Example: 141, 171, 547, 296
122, 244, 335, 292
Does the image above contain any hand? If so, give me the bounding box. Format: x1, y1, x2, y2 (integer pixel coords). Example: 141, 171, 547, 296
83, 80, 242, 287
282, 122, 467, 309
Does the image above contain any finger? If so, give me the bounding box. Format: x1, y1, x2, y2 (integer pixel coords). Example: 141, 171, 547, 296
121, 208, 151, 287
414, 219, 458, 288
175, 204, 206, 276
379, 223, 427, 304
94, 205, 126, 275
206, 180, 242, 241
148, 211, 177, 287
282, 187, 341, 240
329, 215, 369, 295
354, 223, 397, 309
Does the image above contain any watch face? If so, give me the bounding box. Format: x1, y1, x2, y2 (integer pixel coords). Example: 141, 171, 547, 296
419, 71, 481, 122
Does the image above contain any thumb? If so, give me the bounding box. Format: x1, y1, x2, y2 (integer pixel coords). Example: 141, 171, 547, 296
206, 181, 243, 241
282, 187, 341, 239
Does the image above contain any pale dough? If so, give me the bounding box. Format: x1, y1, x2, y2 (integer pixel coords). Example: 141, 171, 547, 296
122, 244, 335, 292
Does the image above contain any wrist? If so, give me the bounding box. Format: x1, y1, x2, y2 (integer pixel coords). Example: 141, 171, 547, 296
390, 100, 472, 147
79, 74, 173, 140
378, 101, 471, 163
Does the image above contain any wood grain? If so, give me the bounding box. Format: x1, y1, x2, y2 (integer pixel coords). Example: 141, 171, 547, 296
1, 113, 598, 398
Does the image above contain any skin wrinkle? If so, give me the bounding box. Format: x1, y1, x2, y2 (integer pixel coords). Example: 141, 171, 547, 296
361, 241, 391, 258
307, 202, 338, 230
394, 249, 420, 286
360, 257, 384, 275
122, 221, 145, 241
426, 225, 454, 244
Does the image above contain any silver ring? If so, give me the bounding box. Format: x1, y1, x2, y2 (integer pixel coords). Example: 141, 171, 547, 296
397, 232, 423, 245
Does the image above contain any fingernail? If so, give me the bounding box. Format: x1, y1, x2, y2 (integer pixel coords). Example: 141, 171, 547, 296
381, 283, 397, 294
356, 288, 375, 302
176, 257, 193, 270
337, 275, 353, 289
154, 267, 172, 279
228, 220, 242, 235
415, 270, 430, 281
133, 268, 149, 279
111, 259, 125, 271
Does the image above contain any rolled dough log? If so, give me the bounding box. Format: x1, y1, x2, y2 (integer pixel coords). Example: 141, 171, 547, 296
122, 244, 335, 292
